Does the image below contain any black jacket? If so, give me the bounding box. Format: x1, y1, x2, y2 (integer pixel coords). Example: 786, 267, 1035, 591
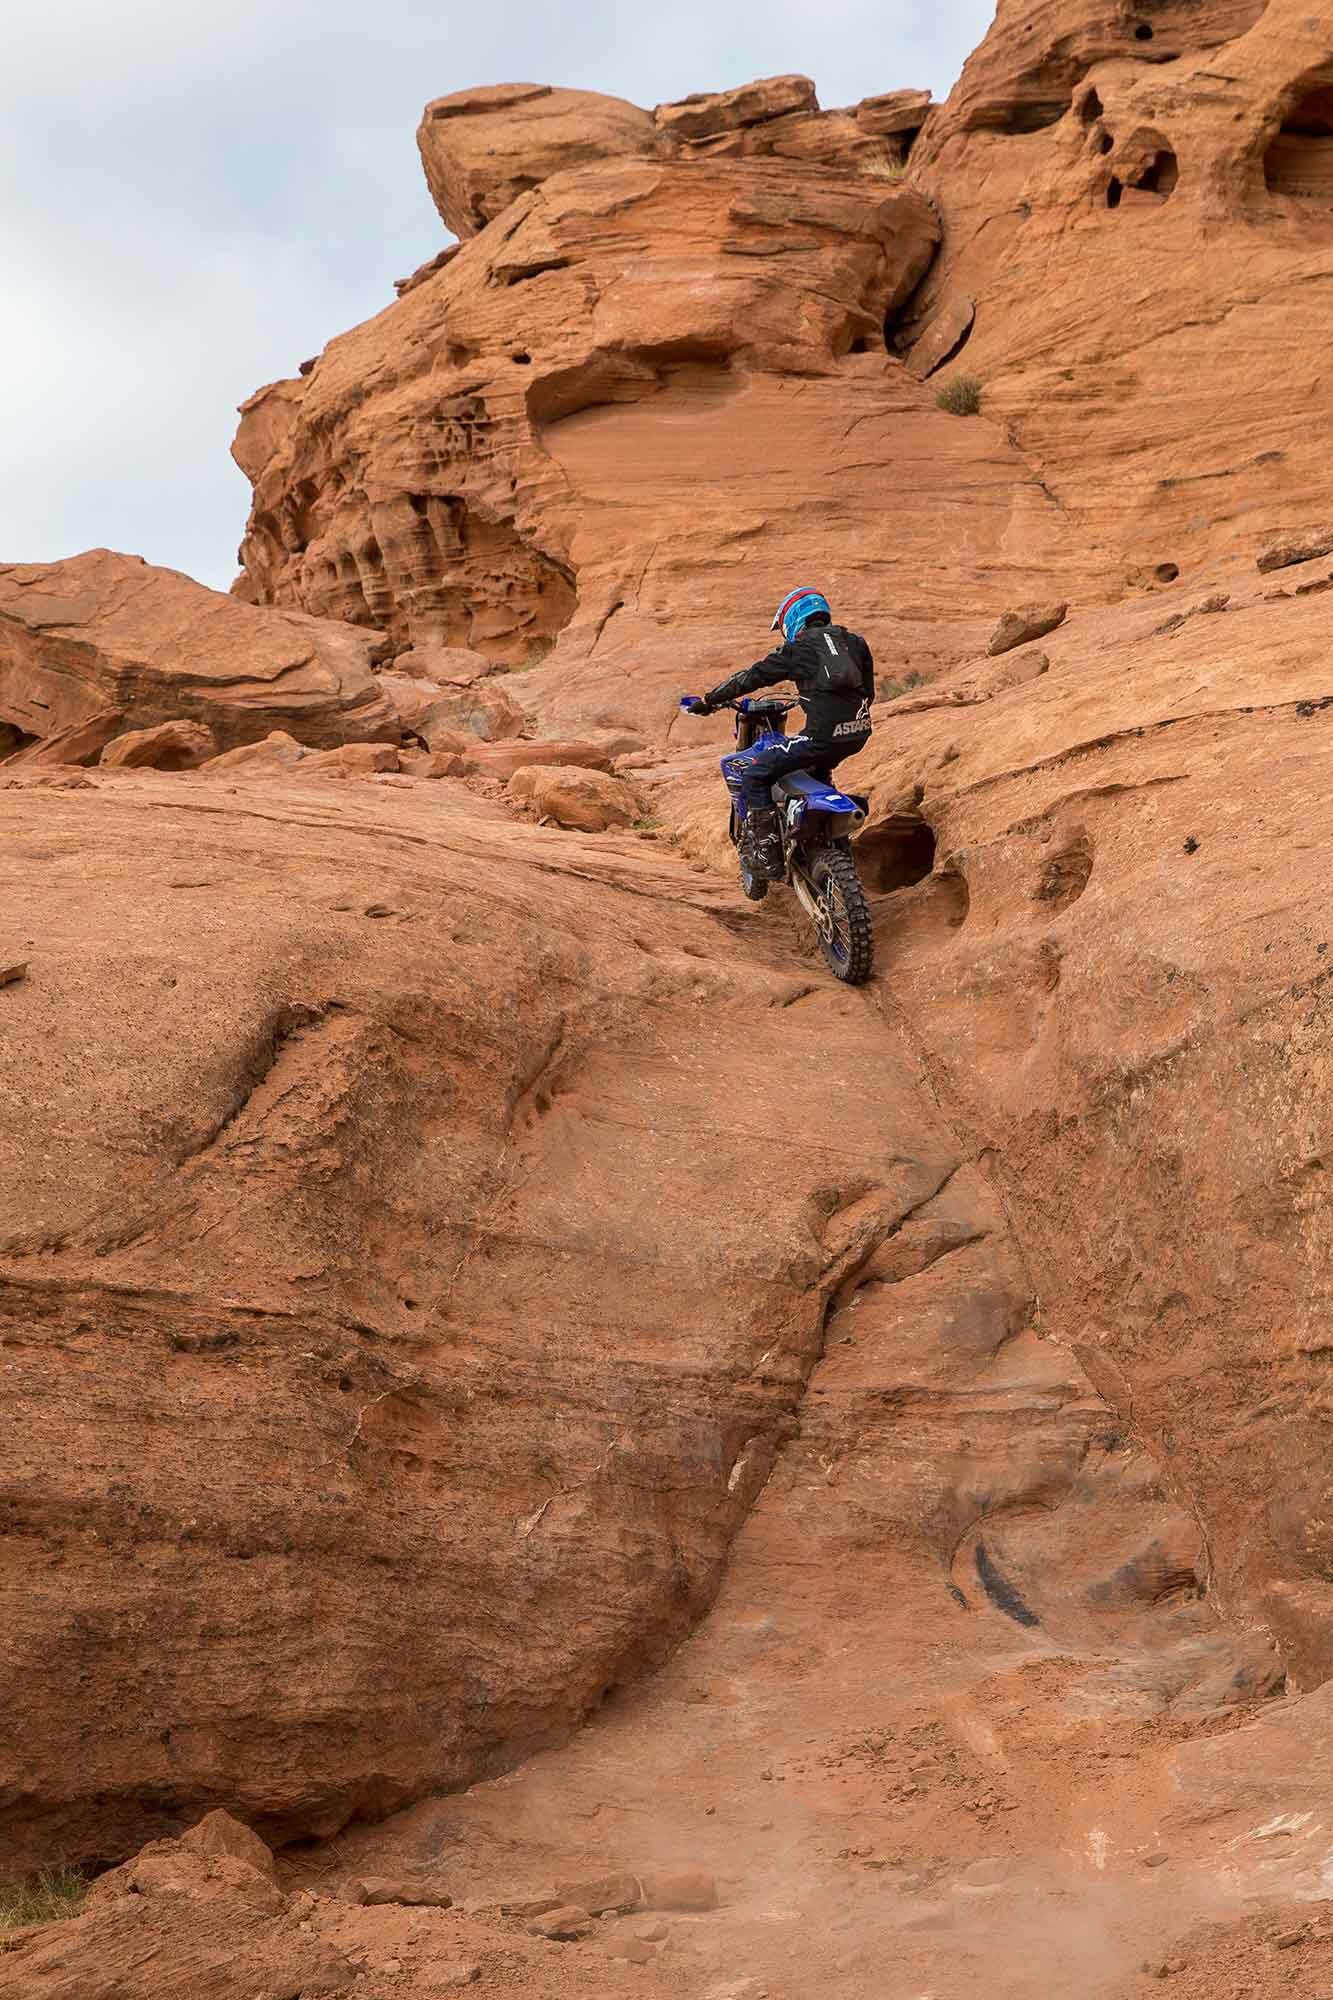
704, 620, 875, 743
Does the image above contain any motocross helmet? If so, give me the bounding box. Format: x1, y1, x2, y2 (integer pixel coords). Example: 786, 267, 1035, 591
771, 585, 831, 645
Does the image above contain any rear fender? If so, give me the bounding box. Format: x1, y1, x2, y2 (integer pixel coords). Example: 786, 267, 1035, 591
773, 769, 867, 841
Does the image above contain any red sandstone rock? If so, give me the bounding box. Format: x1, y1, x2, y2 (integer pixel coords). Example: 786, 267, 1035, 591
417, 84, 657, 237
3, 706, 127, 769
100, 719, 217, 770
552, 1871, 642, 1914
461, 740, 612, 782
525, 1904, 593, 1940
522, 764, 638, 831
21, 21, 1333, 2000
0, 552, 397, 753
986, 600, 1068, 655
230, 140, 956, 692
654, 74, 817, 142
378, 668, 522, 745
296, 742, 400, 779
1256, 528, 1333, 573
199, 729, 308, 776
354, 1876, 452, 1907
641, 1869, 718, 1912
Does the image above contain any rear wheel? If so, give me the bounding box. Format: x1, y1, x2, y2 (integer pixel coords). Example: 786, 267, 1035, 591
809, 846, 874, 983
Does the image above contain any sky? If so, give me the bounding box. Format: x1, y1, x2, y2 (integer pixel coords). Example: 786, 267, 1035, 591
3, 0, 995, 591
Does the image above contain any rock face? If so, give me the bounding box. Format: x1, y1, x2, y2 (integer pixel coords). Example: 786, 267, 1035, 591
0, 769, 918, 1868
231, 74, 1090, 710
905, 0, 1333, 582
19, 20, 1333, 2000
0, 551, 397, 756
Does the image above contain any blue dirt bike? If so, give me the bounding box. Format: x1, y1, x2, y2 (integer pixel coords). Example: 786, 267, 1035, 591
690, 695, 875, 985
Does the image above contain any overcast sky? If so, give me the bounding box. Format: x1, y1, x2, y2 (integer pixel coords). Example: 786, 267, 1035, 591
3, 0, 994, 592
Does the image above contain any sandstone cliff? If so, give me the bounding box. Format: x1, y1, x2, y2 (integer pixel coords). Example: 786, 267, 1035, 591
7, 11, 1333, 1999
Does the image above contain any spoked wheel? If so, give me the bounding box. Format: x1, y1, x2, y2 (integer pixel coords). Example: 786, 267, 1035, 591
738, 852, 770, 901
808, 846, 874, 984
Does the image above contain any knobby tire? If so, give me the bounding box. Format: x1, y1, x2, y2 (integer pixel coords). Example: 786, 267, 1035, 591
810, 846, 874, 984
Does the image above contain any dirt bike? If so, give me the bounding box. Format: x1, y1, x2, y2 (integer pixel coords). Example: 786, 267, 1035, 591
688, 695, 875, 985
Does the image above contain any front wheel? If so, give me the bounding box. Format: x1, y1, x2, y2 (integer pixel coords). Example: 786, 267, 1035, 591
731, 805, 768, 900
738, 853, 770, 901
808, 846, 874, 983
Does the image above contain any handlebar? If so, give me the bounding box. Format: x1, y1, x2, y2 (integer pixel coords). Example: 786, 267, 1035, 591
680, 696, 800, 715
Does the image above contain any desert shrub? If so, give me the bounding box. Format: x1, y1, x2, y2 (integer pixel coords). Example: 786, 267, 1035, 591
936, 374, 983, 416
880, 671, 927, 701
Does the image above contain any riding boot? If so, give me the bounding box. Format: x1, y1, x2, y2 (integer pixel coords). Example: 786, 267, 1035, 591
744, 806, 785, 881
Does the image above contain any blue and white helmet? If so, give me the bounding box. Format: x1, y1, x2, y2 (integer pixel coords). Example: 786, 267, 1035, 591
771, 585, 831, 644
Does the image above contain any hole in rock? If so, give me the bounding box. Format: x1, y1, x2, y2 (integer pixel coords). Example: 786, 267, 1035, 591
0, 720, 38, 761
1099, 132, 1115, 154
1156, 560, 1180, 582
857, 815, 937, 894
1265, 82, 1333, 198
1135, 22, 1155, 39
1080, 88, 1104, 125
1106, 176, 1124, 207
848, 335, 875, 355
991, 98, 1072, 134
406, 493, 430, 519
511, 351, 532, 364
1136, 149, 1179, 194
1034, 831, 1094, 912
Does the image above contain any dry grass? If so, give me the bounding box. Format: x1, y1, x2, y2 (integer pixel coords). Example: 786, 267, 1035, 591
935, 374, 983, 416
881, 671, 926, 701
861, 154, 909, 182
0, 1868, 87, 1933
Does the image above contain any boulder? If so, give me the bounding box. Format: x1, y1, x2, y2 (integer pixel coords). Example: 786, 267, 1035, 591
100, 720, 217, 771
199, 730, 308, 777
525, 1904, 594, 1940
553, 1871, 643, 1914
654, 74, 818, 142
3, 707, 127, 770
986, 601, 1068, 656
377, 668, 523, 745
88, 1817, 283, 1917
417, 84, 657, 237
296, 743, 400, 779
352, 1875, 453, 1907
0, 551, 397, 755
524, 765, 639, 831
640, 1869, 718, 1912
462, 740, 613, 783
907, 295, 975, 379
1256, 528, 1333, 573
178, 1809, 276, 1881
854, 87, 933, 137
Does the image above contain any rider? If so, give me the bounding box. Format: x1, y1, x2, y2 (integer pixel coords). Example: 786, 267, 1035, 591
681, 586, 874, 880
